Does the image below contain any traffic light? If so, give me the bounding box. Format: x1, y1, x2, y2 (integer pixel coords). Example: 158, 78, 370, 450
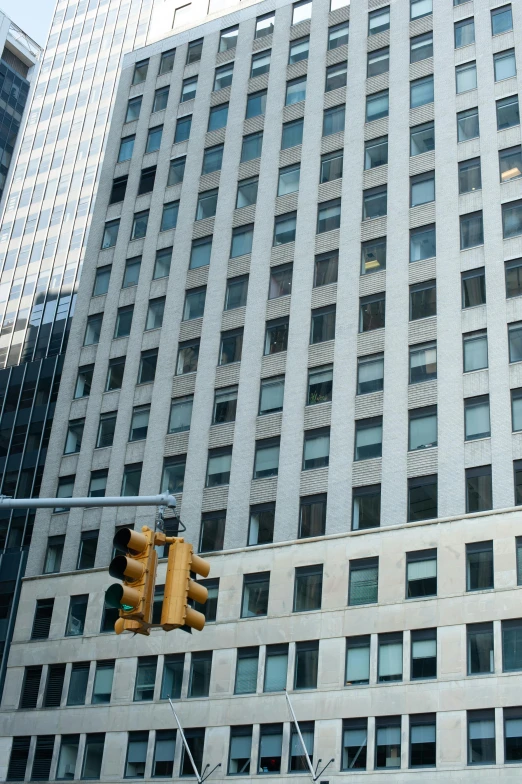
161, 540, 210, 632
105, 526, 161, 636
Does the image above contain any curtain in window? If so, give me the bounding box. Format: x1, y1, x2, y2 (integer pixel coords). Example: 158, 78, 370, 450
256, 445, 279, 473
231, 735, 252, 759
506, 719, 522, 738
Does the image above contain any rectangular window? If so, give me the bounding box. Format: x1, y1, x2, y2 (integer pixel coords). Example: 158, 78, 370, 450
161, 202, 178, 232
468, 622, 494, 674
411, 171, 435, 207
125, 96, 142, 122
168, 157, 185, 186
409, 341, 437, 384
160, 654, 184, 700
81, 734, 104, 780
278, 164, 301, 195
323, 104, 345, 135
328, 22, 349, 50
360, 293, 385, 332
43, 663, 66, 708
289, 36, 309, 64
7, 738, 31, 781
408, 475, 438, 521
101, 220, 119, 250
121, 463, 142, 496
456, 61, 477, 93
246, 89, 267, 118
134, 656, 157, 702
466, 541, 493, 591
411, 31, 433, 62
93, 265, 111, 297
406, 549, 437, 598
56, 735, 80, 779
355, 417, 382, 460
154, 85, 170, 111
219, 25, 238, 52
249, 504, 275, 546
468, 710, 496, 765
131, 210, 149, 241
492, 4, 513, 34
264, 644, 288, 692
64, 419, 84, 454
494, 49, 516, 82
259, 725, 282, 774
504, 707, 522, 763
411, 0, 432, 18
114, 305, 133, 338
289, 721, 314, 772
349, 557, 378, 605
411, 628, 437, 679
409, 406, 437, 450
196, 190, 218, 221
462, 268, 486, 308
510, 322, 522, 363
299, 495, 327, 538
206, 447, 232, 486
410, 714, 436, 768
161, 456, 186, 495
503, 200, 522, 239
326, 61, 347, 91
342, 720, 367, 771
282, 118, 303, 149
146, 298, 165, 331
255, 12, 274, 38
302, 428, 330, 470
252, 50, 271, 76
119, 135, 135, 163
241, 132, 263, 162
77, 531, 98, 570
269, 264, 293, 299
346, 636, 370, 686
411, 224, 436, 263
237, 176, 259, 207
138, 167, 156, 196
65, 594, 88, 636
235, 649, 259, 695
513, 388, 522, 432
364, 137, 388, 170
363, 185, 387, 219
190, 237, 212, 269
286, 77, 306, 106
352, 485, 380, 530
188, 652, 212, 698
133, 59, 148, 85
160, 48, 175, 75
464, 330, 488, 372
411, 75, 434, 108
213, 386, 238, 425
369, 7, 390, 35
460, 211, 483, 249
183, 288, 206, 321
378, 634, 403, 683
464, 395, 490, 440
259, 376, 285, 414
294, 643, 319, 690
180, 729, 204, 776
219, 329, 243, 365
125, 732, 148, 778
153, 730, 176, 778
225, 276, 248, 310
455, 18, 475, 48
214, 63, 233, 91
146, 127, 163, 154
32, 736, 55, 780
92, 661, 114, 704
294, 565, 323, 612
254, 438, 280, 478
500, 146, 522, 184
357, 353, 384, 395
308, 365, 333, 405
310, 304, 335, 342
174, 115, 191, 144
228, 727, 252, 775
502, 619, 522, 672
376, 717, 401, 769
411, 122, 434, 156
466, 466, 492, 513
74, 365, 94, 399
367, 48, 389, 78
202, 145, 223, 174
315, 251, 338, 286
241, 572, 270, 617
459, 157, 481, 193
67, 662, 89, 706
361, 238, 386, 276
199, 512, 226, 553
208, 104, 228, 132
497, 94, 519, 130
366, 90, 389, 122
293, 0, 312, 24
231, 225, 254, 258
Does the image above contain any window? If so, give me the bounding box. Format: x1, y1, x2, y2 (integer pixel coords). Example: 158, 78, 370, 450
366, 90, 389, 122
411, 32, 433, 63
146, 126, 162, 154
101, 220, 119, 250
176, 341, 199, 375
242, 572, 270, 617
237, 177, 259, 208
274, 213, 297, 246
161, 654, 184, 700
503, 619, 522, 671
235, 649, 259, 695
314, 251, 338, 286
495, 49, 516, 81
206, 447, 232, 487
410, 281, 436, 321
411, 171, 435, 207
462, 269, 486, 309
317, 201, 341, 234
56, 735, 80, 779
188, 651, 212, 698
231, 225, 254, 258
225, 276, 248, 310
409, 406, 437, 450
346, 636, 370, 685
411, 628, 437, 679
329, 22, 349, 51
364, 137, 387, 171
168, 157, 185, 186
462, 331, 487, 375
106, 357, 125, 391
465, 395, 490, 440
181, 729, 205, 776
492, 4, 513, 34
307, 365, 332, 405
352, 484, 380, 530
133, 59, 148, 85
349, 557, 378, 605
299, 495, 326, 538
249, 504, 275, 545
134, 656, 157, 702
211, 387, 237, 426
131, 211, 149, 240
119, 135, 135, 162
410, 714, 436, 768
378, 634, 403, 683
359, 293, 385, 332
294, 565, 323, 612
91, 661, 114, 705
468, 623, 494, 674
466, 540, 494, 592
504, 199, 522, 239
44, 535, 64, 574
77, 531, 98, 570
186, 39, 203, 64
375, 717, 401, 770
510, 322, 522, 362
241, 131, 263, 162
363, 186, 387, 219
7, 737, 30, 781
89, 470, 107, 499
138, 167, 156, 196
153, 731, 176, 778
293, 0, 312, 23
289, 721, 315, 773
253, 438, 280, 478
326, 61, 347, 91
208, 105, 228, 134
146, 298, 165, 331
123, 257, 141, 288
159, 48, 175, 75
129, 406, 150, 442
278, 164, 300, 195
498, 95, 520, 131
264, 644, 288, 692
294, 643, 319, 690
342, 720, 367, 770
174, 115, 191, 143
411, 75, 434, 107
323, 104, 346, 135
500, 146, 522, 185
410, 122, 434, 157
190, 237, 212, 269
286, 77, 306, 106
504, 707, 522, 763
455, 18, 474, 48
460, 211, 483, 249
228, 727, 252, 775
97, 413, 117, 451
199, 512, 226, 553
196, 189, 218, 221
289, 37, 309, 64
154, 85, 170, 111
55, 477, 74, 512
64, 419, 84, 454
114, 305, 133, 338
220, 329, 243, 366
406, 549, 437, 598
259, 376, 285, 414
269, 265, 293, 299
81, 734, 104, 780
513, 388, 522, 433
202, 145, 223, 175
459, 157, 481, 194
252, 50, 271, 76
125, 732, 148, 778
410, 342, 436, 384
259, 725, 283, 773
65, 594, 88, 636
161, 202, 178, 232
458, 107, 480, 141
121, 463, 142, 496
456, 61, 477, 94
255, 12, 275, 38
282, 118, 303, 149
125, 96, 142, 123
408, 475, 437, 521
367, 48, 389, 78
43, 663, 65, 708
220, 25, 238, 52
110, 175, 127, 204
369, 7, 390, 34
411, 0, 431, 17
214, 63, 233, 92
303, 428, 330, 470
355, 417, 382, 461
161, 456, 186, 495
74, 366, 93, 399
466, 465, 492, 513
246, 90, 267, 119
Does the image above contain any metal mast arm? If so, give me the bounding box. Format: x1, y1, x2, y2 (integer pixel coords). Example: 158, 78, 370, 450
0, 493, 177, 509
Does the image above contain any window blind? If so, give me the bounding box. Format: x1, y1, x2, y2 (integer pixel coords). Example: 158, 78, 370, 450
408, 559, 436, 580
379, 642, 402, 676
291, 730, 313, 756
346, 646, 370, 682
265, 653, 287, 691
411, 725, 435, 743
236, 657, 258, 693
376, 726, 400, 745
469, 720, 494, 740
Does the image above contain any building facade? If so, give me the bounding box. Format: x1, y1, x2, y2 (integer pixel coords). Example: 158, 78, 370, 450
3, 0, 522, 779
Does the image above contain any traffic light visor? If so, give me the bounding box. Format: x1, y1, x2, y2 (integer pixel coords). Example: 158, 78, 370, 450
109, 554, 145, 582
112, 527, 148, 555
105, 583, 141, 611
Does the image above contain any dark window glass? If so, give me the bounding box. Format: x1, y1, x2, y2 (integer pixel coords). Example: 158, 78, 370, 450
294, 565, 323, 612
411, 628, 437, 679
242, 572, 270, 617
466, 466, 492, 513
408, 475, 437, 521
468, 710, 496, 765
299, 495, 326, 538
406, 549, 437, 598
375, 717, 401, 769
248, 504, 275, 545
294, 643, 319, 690
466, 541, 493, 591
410, 715, 436, 768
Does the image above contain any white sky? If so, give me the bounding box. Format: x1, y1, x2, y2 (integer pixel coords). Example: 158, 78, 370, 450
0, 0, 54, 47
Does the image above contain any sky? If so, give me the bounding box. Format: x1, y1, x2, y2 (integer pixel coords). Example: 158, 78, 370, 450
0, 0, 54, 46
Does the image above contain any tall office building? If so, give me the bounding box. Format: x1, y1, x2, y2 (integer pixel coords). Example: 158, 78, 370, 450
3, 0, 522, 779
0, 0, 259, 700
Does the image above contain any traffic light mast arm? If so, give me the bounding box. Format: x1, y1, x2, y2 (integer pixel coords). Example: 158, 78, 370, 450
0, 493, 178, 509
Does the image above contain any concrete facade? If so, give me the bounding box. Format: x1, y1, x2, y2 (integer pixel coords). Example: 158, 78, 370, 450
3, 0, 522, 780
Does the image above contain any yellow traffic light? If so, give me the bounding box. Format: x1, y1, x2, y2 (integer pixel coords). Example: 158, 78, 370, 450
105, 526, 160, 635
161, 540, 210, 632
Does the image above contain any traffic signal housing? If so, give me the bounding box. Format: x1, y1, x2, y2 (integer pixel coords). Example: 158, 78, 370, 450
162, 540, 210, 631
105, 526, 161, 635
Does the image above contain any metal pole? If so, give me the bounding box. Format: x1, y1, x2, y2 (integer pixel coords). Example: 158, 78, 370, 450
0, 493, 177, 509
285, 692, 316, 780
168, 699, 202, 783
